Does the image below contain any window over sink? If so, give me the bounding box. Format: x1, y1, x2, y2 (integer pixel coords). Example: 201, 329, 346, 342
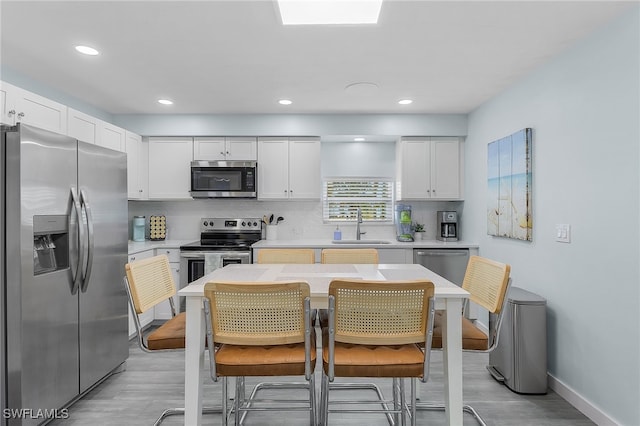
323, 178, 394, 223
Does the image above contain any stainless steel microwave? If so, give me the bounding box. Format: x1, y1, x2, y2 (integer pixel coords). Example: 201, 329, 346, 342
190, 160, 257, 198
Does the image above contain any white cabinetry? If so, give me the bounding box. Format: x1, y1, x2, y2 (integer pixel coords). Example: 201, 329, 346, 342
258, 137, 321, 200
67, 108, 99, 144
126, 131, 147, 199
396, 137, 462, 200
98, 121, 126, 152
148, 137, 193, 199
153, 248, 181, 320
1, 81, 67, 134
194, 137, 257, 160
127, 250, 155, 338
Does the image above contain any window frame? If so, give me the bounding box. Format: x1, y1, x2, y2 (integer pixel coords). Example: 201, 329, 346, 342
322, 177, 395, 224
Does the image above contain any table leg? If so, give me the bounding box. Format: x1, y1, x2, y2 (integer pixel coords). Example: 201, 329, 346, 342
185, 295, 205, 426
442, 298, 464, 426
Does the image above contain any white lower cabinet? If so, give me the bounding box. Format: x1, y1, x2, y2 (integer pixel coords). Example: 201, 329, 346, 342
127, 250, 155, 338
378, 248, 412, 264
153, 248, 181, 320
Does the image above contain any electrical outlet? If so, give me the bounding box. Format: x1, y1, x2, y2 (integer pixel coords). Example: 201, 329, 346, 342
555, 224, 571, 243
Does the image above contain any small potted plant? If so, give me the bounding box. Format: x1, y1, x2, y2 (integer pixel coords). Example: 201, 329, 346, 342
413, 222, 425, 241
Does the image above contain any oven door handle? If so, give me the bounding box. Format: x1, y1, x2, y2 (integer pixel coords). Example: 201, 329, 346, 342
180, 252, 207, 259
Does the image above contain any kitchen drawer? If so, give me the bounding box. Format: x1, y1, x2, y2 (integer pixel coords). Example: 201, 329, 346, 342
128, 249, 154, 263
156, 247, 180, 263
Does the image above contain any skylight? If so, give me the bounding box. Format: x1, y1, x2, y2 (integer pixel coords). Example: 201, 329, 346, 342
277, 0, 383, 25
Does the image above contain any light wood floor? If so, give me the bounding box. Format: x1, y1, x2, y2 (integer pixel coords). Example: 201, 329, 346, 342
50, 332, 595, 426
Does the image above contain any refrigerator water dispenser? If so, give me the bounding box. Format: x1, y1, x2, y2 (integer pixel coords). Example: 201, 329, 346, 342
33, 215, 69, 275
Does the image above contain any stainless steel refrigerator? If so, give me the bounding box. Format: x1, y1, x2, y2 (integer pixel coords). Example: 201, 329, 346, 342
1, 123, 129, 425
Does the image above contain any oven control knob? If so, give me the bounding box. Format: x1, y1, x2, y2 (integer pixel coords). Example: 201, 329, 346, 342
253, 221, 258, 227
203, 221, 208, 227
242, 221, 246, 226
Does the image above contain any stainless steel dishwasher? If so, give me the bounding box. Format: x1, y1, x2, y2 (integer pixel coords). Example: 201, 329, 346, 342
414, 248, 473, 318
413, 249, 470, 287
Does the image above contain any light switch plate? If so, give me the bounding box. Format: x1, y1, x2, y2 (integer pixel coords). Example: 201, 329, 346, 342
555, 224, 571, 243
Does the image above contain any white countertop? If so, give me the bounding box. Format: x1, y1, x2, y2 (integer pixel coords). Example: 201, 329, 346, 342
127, 239, 193, 254
128, 238, 478, 255
251, 238, 478, 249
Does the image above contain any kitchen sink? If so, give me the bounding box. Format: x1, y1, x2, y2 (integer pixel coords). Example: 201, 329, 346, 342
331, 240, 392, 244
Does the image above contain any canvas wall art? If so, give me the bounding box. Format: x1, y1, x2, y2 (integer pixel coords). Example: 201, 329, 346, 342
487, 128, 532, 241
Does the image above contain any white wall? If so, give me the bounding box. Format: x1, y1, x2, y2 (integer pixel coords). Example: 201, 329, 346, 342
464, 9, 639, 426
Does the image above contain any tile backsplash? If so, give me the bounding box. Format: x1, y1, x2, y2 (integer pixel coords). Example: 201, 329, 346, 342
128, 199, 463, 242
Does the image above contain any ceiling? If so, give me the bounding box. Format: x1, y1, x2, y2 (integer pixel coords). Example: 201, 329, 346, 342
0, 1, 634, 116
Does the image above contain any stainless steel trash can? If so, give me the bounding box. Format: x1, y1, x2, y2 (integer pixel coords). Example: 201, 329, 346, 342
487, 286, 547, 394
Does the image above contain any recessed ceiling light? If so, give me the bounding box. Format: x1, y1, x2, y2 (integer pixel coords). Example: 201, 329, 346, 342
158, 99, 173, 105
398, 99, 413, 105
75, 45, 99, 56
278, 0, 382, 25
278, 99, 293, 105
354, 137, 365, 142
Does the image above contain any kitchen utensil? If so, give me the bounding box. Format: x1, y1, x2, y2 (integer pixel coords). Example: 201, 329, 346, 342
276, 216, 284, 224
269, 214, 274, 224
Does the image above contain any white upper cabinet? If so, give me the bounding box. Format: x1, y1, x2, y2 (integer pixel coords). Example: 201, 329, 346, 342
396, 137, 463, 200
67, 108, 99, 144
258, 137, 320, 200
98, 121, 126, 152
148, 137, 193, 199
125, 131, 146, 199
1, 81, 67, 134
193, 137, 257, 161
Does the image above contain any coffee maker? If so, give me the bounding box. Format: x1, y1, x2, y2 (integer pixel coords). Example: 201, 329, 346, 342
437, 211, 458, 242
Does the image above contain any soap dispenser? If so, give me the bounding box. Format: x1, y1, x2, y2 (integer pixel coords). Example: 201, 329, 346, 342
333, 226, 342, 241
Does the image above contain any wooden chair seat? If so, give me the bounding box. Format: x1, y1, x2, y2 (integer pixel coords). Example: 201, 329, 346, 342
146, 312, 186, 350
215, 333, 316, 377
431, 310, 489, 351
322, 326, 424, 378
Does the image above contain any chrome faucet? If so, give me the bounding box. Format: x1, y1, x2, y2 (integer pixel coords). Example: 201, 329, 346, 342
356, 208, 366, 240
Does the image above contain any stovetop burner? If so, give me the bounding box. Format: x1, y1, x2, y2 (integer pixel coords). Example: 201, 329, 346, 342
180, 217, 262, 251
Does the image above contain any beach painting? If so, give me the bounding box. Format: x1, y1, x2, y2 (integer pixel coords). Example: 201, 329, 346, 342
487, 128, 532, 241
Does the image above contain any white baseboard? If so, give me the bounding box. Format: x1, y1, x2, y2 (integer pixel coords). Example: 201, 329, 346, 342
547, 374, 619, 426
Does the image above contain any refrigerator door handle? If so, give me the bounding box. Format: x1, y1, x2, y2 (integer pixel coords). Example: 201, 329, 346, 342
80, 189, 95, 293
70, 187, 84, 295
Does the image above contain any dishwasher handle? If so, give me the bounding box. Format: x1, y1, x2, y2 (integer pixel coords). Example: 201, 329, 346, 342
415, 250, 469, 256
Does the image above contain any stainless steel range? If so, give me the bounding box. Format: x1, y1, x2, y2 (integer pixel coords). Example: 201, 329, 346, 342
179, 217, 262, 289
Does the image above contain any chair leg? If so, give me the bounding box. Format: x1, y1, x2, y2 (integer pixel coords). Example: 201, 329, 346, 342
320, 373, 329, 426
153, 406, 222, 425
309, 374, 317, 426
414, 401, 488, 426
222, 377, 229, 426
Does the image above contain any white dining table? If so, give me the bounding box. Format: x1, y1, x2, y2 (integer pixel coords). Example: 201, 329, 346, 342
178, 263, 470, 426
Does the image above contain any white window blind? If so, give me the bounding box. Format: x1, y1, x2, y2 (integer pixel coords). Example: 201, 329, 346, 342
323, 178, 394, 222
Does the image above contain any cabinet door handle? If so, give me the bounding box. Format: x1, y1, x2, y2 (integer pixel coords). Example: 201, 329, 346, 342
220, 151, 225, 155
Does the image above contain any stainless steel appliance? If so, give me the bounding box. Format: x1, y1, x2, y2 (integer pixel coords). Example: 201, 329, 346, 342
413, 247, 474, 319
488, 287, 548, 394
190, 160, 257, 198
1, 124, 128, 425
180, 217, 262, 288
436, 210, 458, 242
